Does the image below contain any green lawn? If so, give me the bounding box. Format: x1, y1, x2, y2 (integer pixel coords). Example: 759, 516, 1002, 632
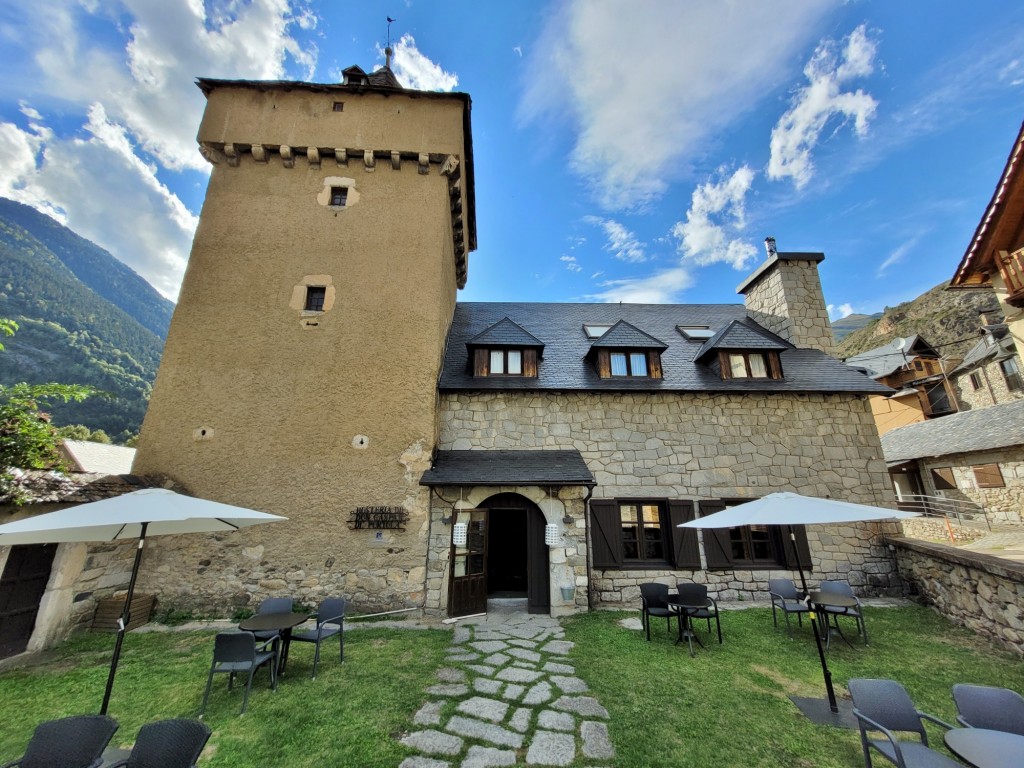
0, 606, 1020, 767
561, 605, 1024, 768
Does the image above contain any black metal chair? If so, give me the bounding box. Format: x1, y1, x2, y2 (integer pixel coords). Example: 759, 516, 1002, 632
0, 714, 118, 768
952, 683, 1024, 735
106, 719, 211, 768
639, 583, 675, 641
200, 631, 279, 716
768, 577, 810, 634
848, 678, 960, 768
676, 582, 722, 646
246, 597, 293, 642
820, 579, 868, 644
289, 597, 346, 678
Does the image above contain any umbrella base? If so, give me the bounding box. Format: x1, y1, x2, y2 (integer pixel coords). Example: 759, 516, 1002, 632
789, 696, 857, 729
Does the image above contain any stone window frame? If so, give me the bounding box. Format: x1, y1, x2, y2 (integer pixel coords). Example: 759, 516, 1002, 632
718, 350, 782, 380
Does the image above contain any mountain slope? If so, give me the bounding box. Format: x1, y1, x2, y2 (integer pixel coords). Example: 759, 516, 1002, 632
835, 282, 1001, 361
0, 202, 170, 440
831, 312, 882, 342
0, 198, 173, 338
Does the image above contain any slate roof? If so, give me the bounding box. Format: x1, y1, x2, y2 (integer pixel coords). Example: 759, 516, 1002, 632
844, 335, 939, 379
468, 317, 544, 349
588, 320, 667, 350
420, 450, 595, 486
951, 325, 1018, 375
881, 399, 1024, 463
439, 303, 890, 394
694, 318, 789, 363
1, 470, 170, 507
60, 440, 136, 475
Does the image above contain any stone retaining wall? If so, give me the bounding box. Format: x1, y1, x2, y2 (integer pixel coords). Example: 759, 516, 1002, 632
899, 518, 988, 544
890, 536, 1024, 657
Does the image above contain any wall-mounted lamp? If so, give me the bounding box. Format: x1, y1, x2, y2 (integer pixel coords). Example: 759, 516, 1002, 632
544, 524, 560, 546
452, 522, 468, 547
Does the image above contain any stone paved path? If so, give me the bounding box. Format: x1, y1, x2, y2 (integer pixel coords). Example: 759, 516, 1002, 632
397, 606, 614, 767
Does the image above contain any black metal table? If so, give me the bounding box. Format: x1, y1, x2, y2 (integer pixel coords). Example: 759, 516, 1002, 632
238, 611, 310, 675
807, 591, 858, 650
666, 596, 709, 657
944, 728, 1024, 768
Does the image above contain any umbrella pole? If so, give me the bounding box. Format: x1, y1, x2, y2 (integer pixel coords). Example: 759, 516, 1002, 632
100, 522, 147, 715
790, 525, 838, 713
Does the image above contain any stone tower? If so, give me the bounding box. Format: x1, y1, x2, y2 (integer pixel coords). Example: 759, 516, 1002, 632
133, 66, 476, 612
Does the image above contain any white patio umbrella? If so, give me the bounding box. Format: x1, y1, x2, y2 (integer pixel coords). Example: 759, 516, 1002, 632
0, 488, 287, 714
679, 491, 918, 722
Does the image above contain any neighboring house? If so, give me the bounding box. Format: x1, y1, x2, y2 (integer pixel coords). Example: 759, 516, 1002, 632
882, 399, 1024, 526
844, 335, 958, 434
58, 440, 136, 475
950, 120, 1024, 356
3, 63, 902, 644
949, 321, 1024, 410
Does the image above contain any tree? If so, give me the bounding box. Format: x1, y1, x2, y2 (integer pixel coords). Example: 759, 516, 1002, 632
1, 319, 98, 504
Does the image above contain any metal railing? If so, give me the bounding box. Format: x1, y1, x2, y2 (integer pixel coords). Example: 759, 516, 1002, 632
895, 494, 990, 530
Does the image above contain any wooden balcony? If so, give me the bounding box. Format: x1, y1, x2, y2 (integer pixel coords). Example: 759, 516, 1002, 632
999, 247, 1024, 307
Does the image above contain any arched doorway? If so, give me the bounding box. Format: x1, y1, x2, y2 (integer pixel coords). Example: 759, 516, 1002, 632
446, 493, 551, 617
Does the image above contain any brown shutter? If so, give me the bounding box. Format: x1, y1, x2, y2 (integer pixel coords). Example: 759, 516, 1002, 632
473, 348, 488, 377
780, 525, 813, 571
667, 500, 700, 569
648, 351, 663, 379
767, 352, 782, 379
523, 349, 538, 377
698, 500, 733, 569
589, 499, 623, 569
973, 463, 1005, 488
930, 467, 956, 490
597, 350, 611, 378
718, 352, 733, 379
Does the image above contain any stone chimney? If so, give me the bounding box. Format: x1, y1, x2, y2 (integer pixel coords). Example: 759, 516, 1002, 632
737, 237, 835, 355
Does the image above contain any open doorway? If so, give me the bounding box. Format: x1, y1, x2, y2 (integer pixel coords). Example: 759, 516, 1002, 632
481, 493, 550, 615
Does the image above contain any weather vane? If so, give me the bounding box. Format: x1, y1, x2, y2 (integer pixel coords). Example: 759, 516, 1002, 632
387, 16, 396, 49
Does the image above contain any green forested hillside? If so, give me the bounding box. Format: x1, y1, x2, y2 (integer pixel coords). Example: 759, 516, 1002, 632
0, 201, 170, 442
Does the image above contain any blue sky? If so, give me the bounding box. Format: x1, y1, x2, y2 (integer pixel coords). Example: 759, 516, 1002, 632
0, 1, 1022, 321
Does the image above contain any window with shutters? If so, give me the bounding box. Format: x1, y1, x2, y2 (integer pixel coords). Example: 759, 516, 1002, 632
588, 498, 699, 570
593, 349, 663, 379
718, 351, 782, 379
930, 467, 957, 491
1001, 358, 1023, 392
472, 348, 538, 377
700, 499, 811, 571
972, 463, 1004, 488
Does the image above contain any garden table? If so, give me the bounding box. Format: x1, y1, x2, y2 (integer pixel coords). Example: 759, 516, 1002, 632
665, 596, 707, 657
807, 591, 858, 650
944, 727, 1024, 768
238, 611, 310, 675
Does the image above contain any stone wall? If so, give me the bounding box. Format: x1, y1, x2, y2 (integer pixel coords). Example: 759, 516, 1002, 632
438, 391, 901, 605
740, 255, 835, 355
952, 357, 1024, 411
899, 518, 988, 544
916, 447, 1024, 525
891, 536, 1024, 657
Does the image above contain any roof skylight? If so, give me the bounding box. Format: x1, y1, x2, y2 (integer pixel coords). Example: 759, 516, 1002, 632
677, 325, 715, 340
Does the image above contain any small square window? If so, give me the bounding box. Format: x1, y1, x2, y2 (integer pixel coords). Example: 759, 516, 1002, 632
1001, 358, 1023, 392
333, 101, 345, 112
330, 186, 348, 207
304, 286, 326, 312
584, 324, 612, 339
969, 372, 982, 390
677, 325, 715, 340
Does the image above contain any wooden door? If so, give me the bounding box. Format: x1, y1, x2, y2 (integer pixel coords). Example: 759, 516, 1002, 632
525, 504, 550, 614
0, 544, 57, 659
448, 508, 488, 617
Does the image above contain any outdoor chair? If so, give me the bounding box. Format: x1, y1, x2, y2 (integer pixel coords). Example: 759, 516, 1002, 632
0, 714, 118, 768
952, 683, 1024, 735
246, 597, 294, 642
289, 597, 346, 678
676, 582, 722, 645
200, 631, 279, 716
848, 678, 960, 768
819, 579, 868, 644
106, 719, 211, 768
768, 577, 810, 634
639, 583, 675, 641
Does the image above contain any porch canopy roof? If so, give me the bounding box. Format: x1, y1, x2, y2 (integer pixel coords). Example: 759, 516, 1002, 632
419, 450, 595, 487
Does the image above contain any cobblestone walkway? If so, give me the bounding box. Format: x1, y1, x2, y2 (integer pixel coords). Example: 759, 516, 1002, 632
397, 607, 614, 768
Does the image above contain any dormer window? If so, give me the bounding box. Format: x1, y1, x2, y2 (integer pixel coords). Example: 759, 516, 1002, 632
721, 351, 781, 379
467, 316, 544, 379
490, 349, 523, 375
610, 351, 649, 377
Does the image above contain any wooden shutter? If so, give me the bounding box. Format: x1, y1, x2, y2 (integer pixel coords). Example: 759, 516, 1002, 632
973, 463, 1004, 488
589, 499, 623, 569
698, 500, 733, 569
930, 467, 956, 490
780, 525, 813, 571
473, 348, 488, 377
648, 351, 663, 379
667, 500, 700, 569
596, 350, 611, 378
767, 352, 783, 379
718, 352, 733, 380
523, 349, 538, 377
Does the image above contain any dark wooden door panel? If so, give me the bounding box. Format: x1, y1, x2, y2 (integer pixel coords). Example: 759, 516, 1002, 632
448, 509, 488, 617
0, 544, 57, 659
526, 505, 550, 614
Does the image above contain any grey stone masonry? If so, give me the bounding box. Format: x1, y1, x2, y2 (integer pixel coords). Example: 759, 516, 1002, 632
397, 608, 615, 766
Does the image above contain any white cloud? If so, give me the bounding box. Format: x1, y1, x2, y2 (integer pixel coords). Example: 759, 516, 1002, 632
513, 46, 522, 58
998, 58, 1024, 86
584, 216, 646, 263
585, 267, 693, 304
560, 254, 583, 272
768, 24, 879, 188
876, 237, 919, 277
521, 0, 835, 209
827, 303, 855, 321
385, 34, 458, 92
672, 166, 758, 270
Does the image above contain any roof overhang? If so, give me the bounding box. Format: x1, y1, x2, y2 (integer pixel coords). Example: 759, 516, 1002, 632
420, 450, 596, 487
